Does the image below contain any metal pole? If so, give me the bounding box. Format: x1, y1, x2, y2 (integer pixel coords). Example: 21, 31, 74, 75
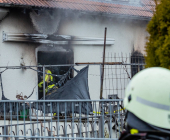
43, 66, 45, 100
100, 27, 107, 99
0, 63, 145, 69
118, 102, 121, 137
0, 74, 4, 97
75, 62, 122, 65
43, 66, 46, 139
99, 101, 104, 138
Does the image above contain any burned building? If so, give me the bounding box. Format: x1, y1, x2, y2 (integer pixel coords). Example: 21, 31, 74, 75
0, 0, 154, 100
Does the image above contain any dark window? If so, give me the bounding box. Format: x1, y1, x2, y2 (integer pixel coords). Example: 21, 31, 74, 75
37, 50, 74, 99
131, 51, 145, 77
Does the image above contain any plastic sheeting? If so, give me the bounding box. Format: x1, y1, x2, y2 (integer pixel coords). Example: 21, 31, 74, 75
45, 66, 90, 100
34, 65, 92, 114
0, 66, 92, 115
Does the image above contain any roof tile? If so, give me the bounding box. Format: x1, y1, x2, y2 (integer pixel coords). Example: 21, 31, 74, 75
0, 0, 154, 19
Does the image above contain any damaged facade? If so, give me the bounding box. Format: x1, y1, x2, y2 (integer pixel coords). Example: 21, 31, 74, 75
0, 0, 154, 100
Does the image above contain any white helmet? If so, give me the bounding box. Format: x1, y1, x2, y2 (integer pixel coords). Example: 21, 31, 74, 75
124, 67, 170, 129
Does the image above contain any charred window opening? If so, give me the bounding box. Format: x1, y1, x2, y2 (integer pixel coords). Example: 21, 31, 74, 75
37, 50, 74, 99
131, 51, 145, 77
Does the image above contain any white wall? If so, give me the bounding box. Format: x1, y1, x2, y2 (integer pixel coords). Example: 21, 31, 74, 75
0, 11, 39, 100
58, 15, 148, 99
0, 9, 149, 100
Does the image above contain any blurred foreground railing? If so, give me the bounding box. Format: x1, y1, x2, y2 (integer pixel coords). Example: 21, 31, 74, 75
0, 99, 124, 140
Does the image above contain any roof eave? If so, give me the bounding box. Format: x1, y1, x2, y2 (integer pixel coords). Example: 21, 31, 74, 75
0, 3, 152, 21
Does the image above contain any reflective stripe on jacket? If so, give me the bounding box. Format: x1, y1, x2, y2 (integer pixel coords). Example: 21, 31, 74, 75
38, 70, 53, 88
45, 84, 55, 93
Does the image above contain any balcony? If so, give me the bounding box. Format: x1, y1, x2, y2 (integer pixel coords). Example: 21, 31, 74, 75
0, 99, 124, 140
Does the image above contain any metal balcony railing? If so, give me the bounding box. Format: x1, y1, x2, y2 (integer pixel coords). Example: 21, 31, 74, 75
0, 99, 124, 140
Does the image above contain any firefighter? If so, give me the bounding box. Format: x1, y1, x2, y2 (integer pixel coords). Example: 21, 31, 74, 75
119, 67, 170, 140
38, 69, 55, 94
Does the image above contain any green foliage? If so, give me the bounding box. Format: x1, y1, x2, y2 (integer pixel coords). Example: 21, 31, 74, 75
145, 0, 170, 69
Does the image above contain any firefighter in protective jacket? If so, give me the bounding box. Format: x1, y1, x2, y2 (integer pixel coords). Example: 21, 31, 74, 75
38, 69, 55, 94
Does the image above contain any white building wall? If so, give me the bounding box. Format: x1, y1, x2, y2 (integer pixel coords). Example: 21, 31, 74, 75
0, 9, 148, 140
0, 10, 149, 100
59, 15, 148, 99
0, 11, 39, 100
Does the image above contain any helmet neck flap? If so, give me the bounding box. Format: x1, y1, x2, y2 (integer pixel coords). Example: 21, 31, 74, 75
119, 111, 170, 140
126, 111, 170, 133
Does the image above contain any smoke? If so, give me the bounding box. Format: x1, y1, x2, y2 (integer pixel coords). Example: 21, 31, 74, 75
30, 9, 61, 35
36, 44, 68, 53
35, 44, 71, 64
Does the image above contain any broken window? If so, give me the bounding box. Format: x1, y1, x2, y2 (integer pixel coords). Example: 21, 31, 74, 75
37, 50, 74, 99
